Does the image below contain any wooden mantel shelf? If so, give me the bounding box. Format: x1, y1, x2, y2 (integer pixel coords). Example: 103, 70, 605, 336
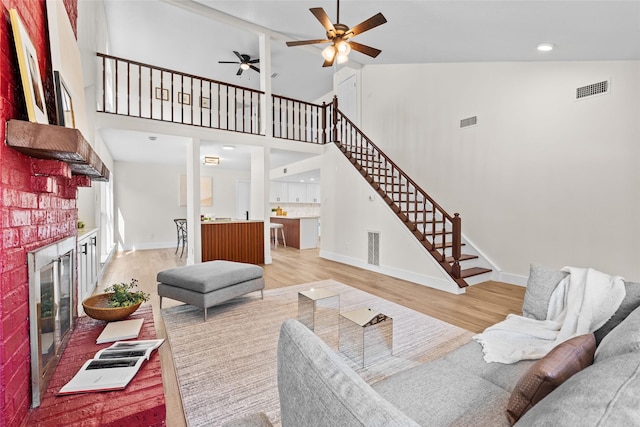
6, 120, 110, 181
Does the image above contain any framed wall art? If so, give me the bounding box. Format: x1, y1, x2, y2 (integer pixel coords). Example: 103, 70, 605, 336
178, 92, 191, 105
53, 71, 75, 128
10, 9, 48, 124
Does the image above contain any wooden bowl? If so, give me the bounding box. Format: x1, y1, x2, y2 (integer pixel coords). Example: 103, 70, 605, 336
82, 293, 142, 322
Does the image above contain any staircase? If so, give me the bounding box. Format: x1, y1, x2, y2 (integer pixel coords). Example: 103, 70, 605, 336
96, 53, 491, 288
328, 97, 491, 287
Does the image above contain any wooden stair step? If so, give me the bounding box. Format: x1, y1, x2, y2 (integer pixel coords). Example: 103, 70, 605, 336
460, 267, 492, 279
446, 254, 479, 262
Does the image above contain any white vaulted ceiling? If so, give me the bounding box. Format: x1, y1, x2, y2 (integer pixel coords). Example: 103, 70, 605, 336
99, 0, 640, 171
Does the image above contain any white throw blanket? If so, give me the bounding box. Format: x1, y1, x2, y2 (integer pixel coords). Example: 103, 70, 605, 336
474, 267, 626, 364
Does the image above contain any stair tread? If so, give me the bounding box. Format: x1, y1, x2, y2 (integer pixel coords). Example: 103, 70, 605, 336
446, 254, 478, 262
460, 267, 492, 278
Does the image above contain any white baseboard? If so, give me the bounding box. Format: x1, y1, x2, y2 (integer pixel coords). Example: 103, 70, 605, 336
498, 271, 528, 287
319, 250, 465, 295
119, 241, 178, 251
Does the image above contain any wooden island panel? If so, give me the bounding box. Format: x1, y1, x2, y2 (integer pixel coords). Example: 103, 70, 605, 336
201, 221, 264, 264
271, 217, 300, 248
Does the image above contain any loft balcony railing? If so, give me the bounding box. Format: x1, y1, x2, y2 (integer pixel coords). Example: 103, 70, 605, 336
96, 54, 476, 286
97, 53, 329, 143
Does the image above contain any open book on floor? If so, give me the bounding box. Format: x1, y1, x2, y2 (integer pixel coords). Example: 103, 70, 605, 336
57, 339, 164, 395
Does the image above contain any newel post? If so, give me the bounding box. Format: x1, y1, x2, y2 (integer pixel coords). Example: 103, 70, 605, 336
452, 213, 462, 278
332, 95, 339, 143
321, 101, 327, 144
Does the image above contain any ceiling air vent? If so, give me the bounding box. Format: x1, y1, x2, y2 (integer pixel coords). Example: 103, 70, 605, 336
576, 80, 609, 100
460, 116, 477, 128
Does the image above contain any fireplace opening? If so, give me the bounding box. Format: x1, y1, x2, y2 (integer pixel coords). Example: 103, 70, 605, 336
28, 236, 76, 407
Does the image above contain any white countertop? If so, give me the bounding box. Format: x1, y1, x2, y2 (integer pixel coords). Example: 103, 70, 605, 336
270, 216, 320, 220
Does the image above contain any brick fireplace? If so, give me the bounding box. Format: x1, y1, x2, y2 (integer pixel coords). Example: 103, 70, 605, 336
0, 1, 82, 425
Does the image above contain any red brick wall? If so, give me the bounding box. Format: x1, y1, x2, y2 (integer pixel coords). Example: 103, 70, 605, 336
0, 1, 79, 426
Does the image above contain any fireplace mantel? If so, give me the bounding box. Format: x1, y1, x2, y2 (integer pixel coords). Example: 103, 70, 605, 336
6, 120, 110, 181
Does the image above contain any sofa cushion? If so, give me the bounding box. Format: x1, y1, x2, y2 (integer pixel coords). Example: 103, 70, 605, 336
522, 264, 568, 320
372, 358, 511, 426
277, 319, 420, 427
443, 340, 535, 392
594, 280, 640, 345
506, 333, 596, 425
514, 353, 640, 426
594, 304, 640, 363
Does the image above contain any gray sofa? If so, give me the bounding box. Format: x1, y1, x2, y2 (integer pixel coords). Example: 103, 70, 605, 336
277, 266, 640, 426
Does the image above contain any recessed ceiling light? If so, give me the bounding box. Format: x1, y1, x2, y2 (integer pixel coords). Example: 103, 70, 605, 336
222, 145, 235, 150
310, 178, 315, 181
537, 43, 554, 52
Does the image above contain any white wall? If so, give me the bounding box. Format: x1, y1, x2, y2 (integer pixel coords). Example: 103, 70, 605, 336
359, 60, 640, 282
320, 144, 457, 293
114, 161, 249, 250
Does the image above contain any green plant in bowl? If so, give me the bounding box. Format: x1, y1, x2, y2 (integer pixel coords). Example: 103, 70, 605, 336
104, 279, 150, 308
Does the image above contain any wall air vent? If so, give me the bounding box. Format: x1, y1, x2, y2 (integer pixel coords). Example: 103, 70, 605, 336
576, 80, 609, 100
460, 116, 478, 128
367, 231, 380, 266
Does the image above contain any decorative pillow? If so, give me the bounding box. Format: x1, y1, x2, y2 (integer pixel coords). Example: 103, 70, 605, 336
594, 304, 640, 363
522, 264, 568, 320
594, 281, 640, 345
506, 333, 596, 425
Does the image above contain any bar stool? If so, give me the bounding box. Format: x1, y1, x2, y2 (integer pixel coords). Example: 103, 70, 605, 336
270, 223, 286, 248
174, 219, 187, 257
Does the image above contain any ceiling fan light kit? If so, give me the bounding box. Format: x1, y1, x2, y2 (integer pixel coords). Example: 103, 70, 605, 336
286, 0, 386, 67
218, 51, 260, 75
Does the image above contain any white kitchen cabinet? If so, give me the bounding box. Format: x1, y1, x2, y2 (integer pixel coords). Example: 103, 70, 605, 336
77, 229, 98, 312
270, 182, 288, 203
306, 183, 321, 203
287, 183, 307, 203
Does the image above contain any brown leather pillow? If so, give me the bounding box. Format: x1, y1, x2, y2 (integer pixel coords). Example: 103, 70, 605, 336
506, 333, 596, 425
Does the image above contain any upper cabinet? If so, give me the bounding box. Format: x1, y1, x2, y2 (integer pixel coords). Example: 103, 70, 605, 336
270, 182, 321, 204
270, 182, 288, 203
307, 183, 321, 203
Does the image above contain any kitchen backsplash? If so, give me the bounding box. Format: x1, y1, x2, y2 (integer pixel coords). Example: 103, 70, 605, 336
270, 203, 320, 217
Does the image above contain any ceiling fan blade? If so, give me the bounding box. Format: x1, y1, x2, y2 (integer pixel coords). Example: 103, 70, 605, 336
219, 61, 240, 64
346, 13, 387, 37
248, 59, 260, 64
250, 65, 260, 73
286, 39, 332, 47
233, 51, 244, 62
236, 68, 243, 76
348, 40, 382, 58
310, 7, 335, 36
322, 57, 335, 68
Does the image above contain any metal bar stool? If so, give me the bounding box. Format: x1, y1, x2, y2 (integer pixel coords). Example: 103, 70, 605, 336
174, 218, 187, 257
270, 223, 286, 248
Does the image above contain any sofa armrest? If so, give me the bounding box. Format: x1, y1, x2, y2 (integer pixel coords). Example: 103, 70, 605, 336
277, 319, 419, 427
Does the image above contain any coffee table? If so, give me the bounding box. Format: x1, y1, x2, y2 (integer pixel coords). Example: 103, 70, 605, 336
339, 307, 393, 367
297, 288, 340, 333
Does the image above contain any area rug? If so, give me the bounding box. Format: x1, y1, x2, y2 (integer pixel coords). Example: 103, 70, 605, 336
161, 279, 473, 427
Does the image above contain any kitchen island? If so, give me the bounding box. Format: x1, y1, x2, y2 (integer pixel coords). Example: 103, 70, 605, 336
201, 219, 264, 264
270, 216, 319, 250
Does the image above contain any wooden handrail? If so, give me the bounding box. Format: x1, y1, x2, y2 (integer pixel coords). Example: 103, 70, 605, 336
329, 96, 463, 278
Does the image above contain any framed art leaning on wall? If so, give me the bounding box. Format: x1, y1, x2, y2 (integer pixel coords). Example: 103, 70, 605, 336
10, 9, 49, 125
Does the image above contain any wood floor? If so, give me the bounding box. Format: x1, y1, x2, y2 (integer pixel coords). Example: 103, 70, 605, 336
97, 246, 525, 427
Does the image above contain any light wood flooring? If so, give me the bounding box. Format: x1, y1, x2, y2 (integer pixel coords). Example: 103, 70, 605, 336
97, 246, 526, 427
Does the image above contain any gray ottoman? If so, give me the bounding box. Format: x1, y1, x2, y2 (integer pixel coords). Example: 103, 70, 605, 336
157, 260, 265, 320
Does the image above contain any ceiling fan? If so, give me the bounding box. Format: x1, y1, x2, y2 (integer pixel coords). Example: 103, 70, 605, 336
286, 0, 387, 67
218, 51, 260, 75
